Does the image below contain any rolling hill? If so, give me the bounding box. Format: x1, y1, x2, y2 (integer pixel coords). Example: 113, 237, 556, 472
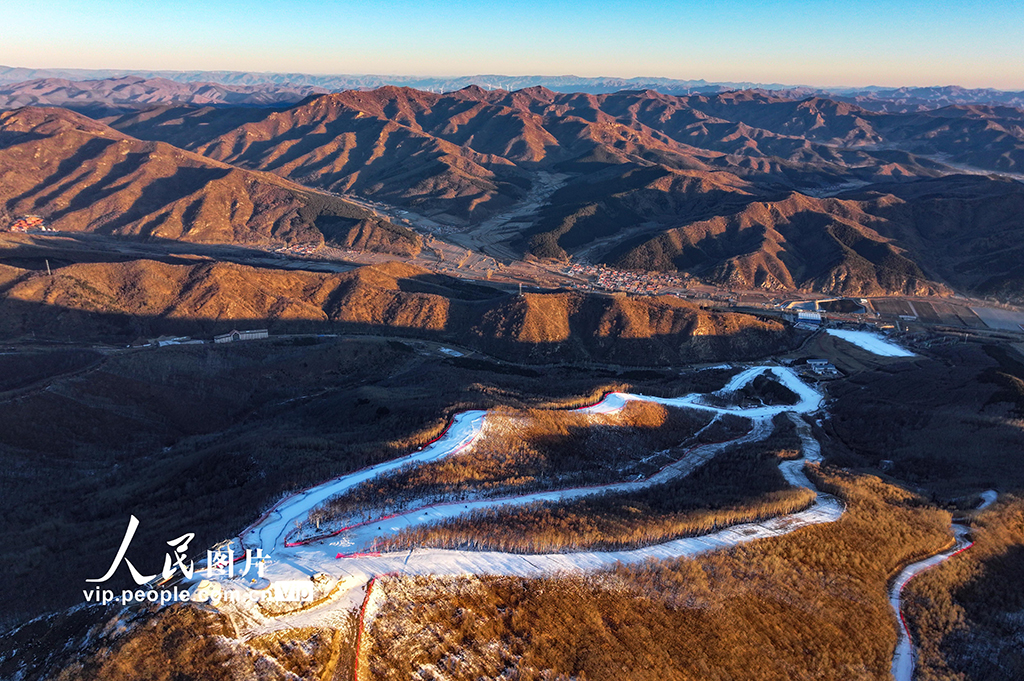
3, 84, 1024, 298
0, 75, 323, 117
606, 175, 1024, 297
0, 258, 798, 364
0, 107, 420, 254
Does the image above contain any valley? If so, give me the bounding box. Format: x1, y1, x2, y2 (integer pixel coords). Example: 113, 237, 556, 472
3, 330, 1017, 680
1, 74, 1023, 681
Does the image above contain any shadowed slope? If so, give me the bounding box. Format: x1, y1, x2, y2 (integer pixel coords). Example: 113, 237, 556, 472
0, 258, 799, 364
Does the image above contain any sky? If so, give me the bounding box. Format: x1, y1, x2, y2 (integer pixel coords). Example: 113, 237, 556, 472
1, 0, 1022, 89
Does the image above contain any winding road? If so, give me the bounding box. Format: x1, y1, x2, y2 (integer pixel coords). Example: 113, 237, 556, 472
889, 490, 997, 681
201, 355, 986, 678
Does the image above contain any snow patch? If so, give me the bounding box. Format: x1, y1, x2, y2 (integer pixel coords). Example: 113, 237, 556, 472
826, 329, 915, 357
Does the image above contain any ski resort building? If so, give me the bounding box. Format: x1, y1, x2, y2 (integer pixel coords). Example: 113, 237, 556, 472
214, 329, 269, 343
806, 358, 839, 376
793, 310, 823, 330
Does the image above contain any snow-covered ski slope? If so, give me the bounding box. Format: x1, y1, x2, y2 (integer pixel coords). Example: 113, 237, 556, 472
582, 365, 824, 418
215, 366, 838, 593
268, 409, 843, 588
200, 358, 993, 677
889, 490, 996, 681
826, 329, 916, 357
240, 410, 486, 551
314, 416, 770, 553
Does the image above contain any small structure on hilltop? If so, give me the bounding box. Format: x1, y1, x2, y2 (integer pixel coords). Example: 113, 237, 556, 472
214, 328, 269, 344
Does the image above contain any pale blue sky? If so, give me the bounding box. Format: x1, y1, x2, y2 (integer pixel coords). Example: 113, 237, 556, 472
2, 0, 1022, 88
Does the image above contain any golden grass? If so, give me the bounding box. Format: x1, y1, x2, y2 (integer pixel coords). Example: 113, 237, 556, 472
363, 466, 953, 680
902, 496, 1024, 681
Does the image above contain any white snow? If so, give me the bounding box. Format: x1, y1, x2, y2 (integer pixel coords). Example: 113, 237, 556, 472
889, 524, 971, 681
173, 356, 996, 680
977, 490, 998, 510
213, 398, 843, 640
889, 490, 995, 681
242, 410, 486, 550
581, 366, 824, 420
197, 364, 848, 640
323, 416, 774, 553
826, 329, 916, 357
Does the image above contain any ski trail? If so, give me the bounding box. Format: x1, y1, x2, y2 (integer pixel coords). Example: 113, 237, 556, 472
890, 491, 997, 681
288, 415, 772, 551
208, 364, 846, 638
241, 410, 486, 551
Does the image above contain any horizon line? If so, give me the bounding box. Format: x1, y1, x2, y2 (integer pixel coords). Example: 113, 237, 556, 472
1, 64, 1022, 94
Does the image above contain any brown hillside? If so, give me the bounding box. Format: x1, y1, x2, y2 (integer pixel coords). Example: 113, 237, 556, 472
613, 192, 943, 296
101, 86, 1024, 301
10, 86, 1023, 297
0, 107, 420, 254
614, 174, 1024, 298
0, 259, 798, 364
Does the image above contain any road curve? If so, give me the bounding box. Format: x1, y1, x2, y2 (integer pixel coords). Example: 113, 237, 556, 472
890, 490, 997, 681
204, 365, 852, 640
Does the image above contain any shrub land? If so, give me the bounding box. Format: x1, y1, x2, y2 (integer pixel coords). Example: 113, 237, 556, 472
826, 343, 1024, 497
379, 414, 813, 553
363, 465, 954, 681
0, 603, 357, 681
305, 402, 724, 532
903, 496, 1024, 681
0, 339, 738, 625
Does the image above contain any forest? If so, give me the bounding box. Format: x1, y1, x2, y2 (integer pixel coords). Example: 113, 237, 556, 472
302, 402, 748, 535
379, 414, 812, 553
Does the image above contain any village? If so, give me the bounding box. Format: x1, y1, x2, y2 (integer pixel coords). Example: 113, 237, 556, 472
563, 262, 689, 295
4, 215, 52, 233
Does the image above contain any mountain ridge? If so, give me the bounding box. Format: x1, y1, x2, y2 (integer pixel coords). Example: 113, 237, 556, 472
0, 106, 421, 253
2, 68, 1023, 112
4, 84, 1024, 299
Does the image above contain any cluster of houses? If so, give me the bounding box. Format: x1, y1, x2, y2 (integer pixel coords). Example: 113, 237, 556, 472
564, 263, 687, 295
805, 358, 840, 377
6, 215, 51, 233
274, 244, 321, 257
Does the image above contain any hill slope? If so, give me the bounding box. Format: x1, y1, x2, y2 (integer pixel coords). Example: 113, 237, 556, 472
99, 86, 1024, 300
0, 258, 798, 364
0, 107, 420, 253
6, 86, 1024, 298
611, 175, 1024, 297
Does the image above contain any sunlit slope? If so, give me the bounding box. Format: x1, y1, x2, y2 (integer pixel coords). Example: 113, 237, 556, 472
0, 107, 420, 253
0, 258, 797, 362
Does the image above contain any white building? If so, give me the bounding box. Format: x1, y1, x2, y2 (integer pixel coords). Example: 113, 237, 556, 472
214, 329, 269, 344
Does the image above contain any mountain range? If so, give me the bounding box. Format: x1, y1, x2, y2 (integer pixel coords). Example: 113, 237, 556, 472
0, 76, 325, 117
0, 257, 795, 363
2, 83, 1024, 298
3, 66, 1024, 111
0, 107, 419, 253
